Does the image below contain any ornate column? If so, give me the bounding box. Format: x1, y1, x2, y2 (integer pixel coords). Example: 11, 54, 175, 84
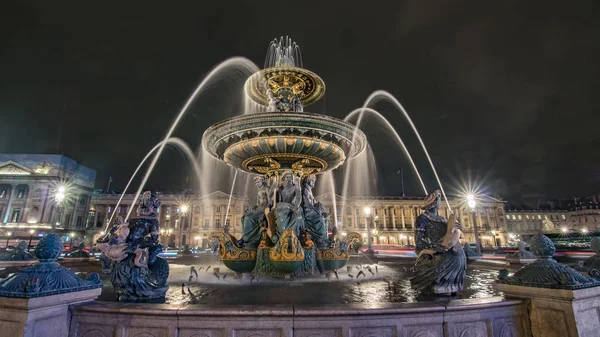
401, 206, 406, 229
3, 184, 17, 223
392, 206, 397, 229
22, 184, 34, 222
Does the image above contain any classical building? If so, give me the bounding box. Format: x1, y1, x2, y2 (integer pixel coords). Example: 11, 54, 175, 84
505, 196, 600, 238
0, 154, 96, 248
90, 191, 248, 248
91, 191, 509, 248
318, 194, 508, 248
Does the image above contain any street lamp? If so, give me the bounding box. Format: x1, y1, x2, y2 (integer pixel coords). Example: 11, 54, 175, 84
28, 229, 35, 252
178, 204, 190, 246
363, 207, 375, 255
69, 232, 75, 251
55, 186, 66, 203
5, 231, 11, 250
466, 194, 482, 255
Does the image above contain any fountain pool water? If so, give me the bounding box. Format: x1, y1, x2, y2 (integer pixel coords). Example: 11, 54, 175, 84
95, 257, 502, 306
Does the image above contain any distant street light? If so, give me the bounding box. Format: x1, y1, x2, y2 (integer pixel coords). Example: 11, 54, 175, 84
69, 232, 75, 251
28, 229, 35, 252
363, 207, 375, 255
55, 186, 67, 203
5, 231, 12, 249
466, 194, 482, 255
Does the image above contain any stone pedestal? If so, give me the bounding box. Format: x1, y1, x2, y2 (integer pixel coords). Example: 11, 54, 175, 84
0, 234, 103, 337
0, 288, 101, 337
495, 283, 600, 337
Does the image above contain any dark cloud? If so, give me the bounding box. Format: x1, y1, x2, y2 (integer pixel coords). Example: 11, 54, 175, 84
1, 1, 599, 200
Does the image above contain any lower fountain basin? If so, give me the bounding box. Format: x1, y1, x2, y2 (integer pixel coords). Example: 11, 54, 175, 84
223, 260, 257, 274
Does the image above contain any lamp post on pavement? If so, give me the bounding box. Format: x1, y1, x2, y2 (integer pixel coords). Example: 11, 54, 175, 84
364, 207, 375, 256
28, 229, 35, 252
467, 194, 482, 255
5, 232, 12, 249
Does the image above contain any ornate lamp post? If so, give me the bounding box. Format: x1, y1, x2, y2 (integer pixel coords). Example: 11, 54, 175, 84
363, 207, 375, 255
69, 232, 75, 251
54, 185, 68, 229
178, 204, 189, 246
28, 229, 35, 252
5, 231, 11, 249
467, 194, 482, 255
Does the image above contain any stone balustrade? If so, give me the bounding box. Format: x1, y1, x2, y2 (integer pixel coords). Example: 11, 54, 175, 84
68, 296, 530, 337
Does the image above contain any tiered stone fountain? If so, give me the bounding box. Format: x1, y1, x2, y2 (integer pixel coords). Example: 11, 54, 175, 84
203, 39, 365, 276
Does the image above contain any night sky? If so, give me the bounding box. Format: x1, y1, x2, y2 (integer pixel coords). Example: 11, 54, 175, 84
1, 1, 599, 201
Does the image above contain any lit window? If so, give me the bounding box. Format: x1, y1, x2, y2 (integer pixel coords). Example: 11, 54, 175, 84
512, 215, 516, 220
538, 215, 541, 219
544, 215, 548, 220
108, 206, 112, 214
0, 190, 6, 198
17, 190, 24, 199
562, 214, 566, 219
506, 215, 510, 219
526, 215, 529, 220
518, 215, 522, 220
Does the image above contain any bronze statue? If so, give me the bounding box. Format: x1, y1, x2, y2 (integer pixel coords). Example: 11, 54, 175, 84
410, 190, 466, 295
302, 174, 328, 248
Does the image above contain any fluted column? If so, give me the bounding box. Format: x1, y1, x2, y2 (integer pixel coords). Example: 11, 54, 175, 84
3, 184, 17, 223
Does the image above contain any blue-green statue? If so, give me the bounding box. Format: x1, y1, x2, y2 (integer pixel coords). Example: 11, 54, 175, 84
96, 191, 169, 302
67, 242, 91, 258
0, 241, 33, 261
411, 190, 466, 295
240, 175, 270, 248
302, 174, 329, 248
267, 170, 304, 243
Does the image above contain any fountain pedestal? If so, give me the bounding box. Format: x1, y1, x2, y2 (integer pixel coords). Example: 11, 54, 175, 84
495, 234, 600, 337
0, 289, 101, 337
496, 284, 600, 337
0, 234, 102, 337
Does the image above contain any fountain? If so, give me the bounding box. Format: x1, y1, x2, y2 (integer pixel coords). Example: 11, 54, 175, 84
203, 38, 365, 276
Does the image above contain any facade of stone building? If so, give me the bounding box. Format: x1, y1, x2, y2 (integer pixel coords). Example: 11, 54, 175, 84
90, 191, 509, 248
318, 194, 508, 248
505, 197, 600, 238
0, 154, 96, 247
90, 191, 248, 248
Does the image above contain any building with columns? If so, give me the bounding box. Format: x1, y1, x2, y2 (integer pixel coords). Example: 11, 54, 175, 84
90, 191, 509, 248
90, 191, 248, 248
505, 196, 600, 239
0, 154, 96, 248
318, 194, 508, 248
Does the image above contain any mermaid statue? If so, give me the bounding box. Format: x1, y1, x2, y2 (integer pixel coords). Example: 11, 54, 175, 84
302, 174, 329, 248
240, 175, 270, 248
97, 191, 169, 302
410, 190, 466, 295
266, 170, 304, 243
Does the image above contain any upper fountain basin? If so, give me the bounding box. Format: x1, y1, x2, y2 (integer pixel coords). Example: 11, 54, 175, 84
202, 112, 366, 176
244, 67, 326, 107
